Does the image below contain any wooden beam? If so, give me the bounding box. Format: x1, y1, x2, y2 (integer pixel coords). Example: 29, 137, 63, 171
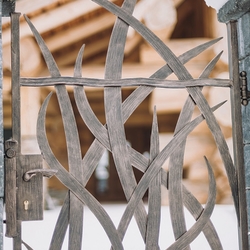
140, 38, 216, 65
54, 35, 111, 66
3, 37, 43, 76
2, 0, 121, 46
15, 0, 74, 19
45, 12, 116, 52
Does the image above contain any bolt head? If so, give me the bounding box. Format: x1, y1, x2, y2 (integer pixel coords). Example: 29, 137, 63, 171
6, 148, 16, 158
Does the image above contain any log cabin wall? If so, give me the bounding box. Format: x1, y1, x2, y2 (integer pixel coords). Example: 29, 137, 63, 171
171, 0, 215, 39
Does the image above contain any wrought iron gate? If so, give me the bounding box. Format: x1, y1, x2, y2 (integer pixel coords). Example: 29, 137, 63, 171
3, 0, 248, 249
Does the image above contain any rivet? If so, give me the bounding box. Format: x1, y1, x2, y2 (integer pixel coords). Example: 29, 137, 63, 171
6, 148, 16, 158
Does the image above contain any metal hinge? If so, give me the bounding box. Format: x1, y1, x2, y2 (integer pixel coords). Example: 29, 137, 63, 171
240, 71, 250, 106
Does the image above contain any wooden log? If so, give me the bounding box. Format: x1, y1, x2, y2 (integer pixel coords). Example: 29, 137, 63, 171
140, 38, 217, 65
3, 37, 43, 76
2, 76, 12, 128
2, 0, 122, 46
54, 35, 111, 66
149, 88, 189, 114
53, 31, 142, 66
2, 0, 74, 29
208, 72, 232, 127
45, 12, 116, 52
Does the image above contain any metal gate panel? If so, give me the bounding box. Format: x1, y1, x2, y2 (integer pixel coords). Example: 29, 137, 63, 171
2, 1, 248, 249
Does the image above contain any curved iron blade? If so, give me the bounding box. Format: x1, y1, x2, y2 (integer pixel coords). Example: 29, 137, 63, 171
37, 93, 124, 250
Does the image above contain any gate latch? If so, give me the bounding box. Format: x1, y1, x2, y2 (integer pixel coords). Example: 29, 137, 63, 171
4, 138, 57, 237
240, 71, 250, 106
23, 169, 57, 182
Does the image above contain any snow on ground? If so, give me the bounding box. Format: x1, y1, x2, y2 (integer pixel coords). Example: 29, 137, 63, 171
4, 204, 238, 249
204, 0, 228, 11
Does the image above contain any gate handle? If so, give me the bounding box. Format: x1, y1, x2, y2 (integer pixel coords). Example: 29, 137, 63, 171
23, 169, 58, 182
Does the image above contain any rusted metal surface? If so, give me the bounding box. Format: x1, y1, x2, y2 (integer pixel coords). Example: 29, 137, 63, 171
3, 1, 248, 249
227, 20, 249, 250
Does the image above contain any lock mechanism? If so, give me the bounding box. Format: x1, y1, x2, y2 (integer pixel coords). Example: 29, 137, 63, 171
4, 139, 57, 237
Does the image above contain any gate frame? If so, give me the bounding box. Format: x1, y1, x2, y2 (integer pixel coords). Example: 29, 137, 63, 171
0, 1, 250, 249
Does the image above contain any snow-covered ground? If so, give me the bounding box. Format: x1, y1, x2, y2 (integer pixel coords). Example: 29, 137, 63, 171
4, 204, 239, 249
204, 0, 228, 12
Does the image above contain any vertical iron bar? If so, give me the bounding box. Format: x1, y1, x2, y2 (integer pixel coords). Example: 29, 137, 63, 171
11, 12, 22, 250
11, 12, 21, 153
13, 221, 21, 250
4, 139, 17, 237
0, 1, 4, 249
227, 20, 249, 250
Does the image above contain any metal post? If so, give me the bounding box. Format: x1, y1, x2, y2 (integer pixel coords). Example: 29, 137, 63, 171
2, 2, 17, 249
217, 2, 250, 249
0, 2, 4, 250
227, 20, 249, 250
237, 12, 250, 249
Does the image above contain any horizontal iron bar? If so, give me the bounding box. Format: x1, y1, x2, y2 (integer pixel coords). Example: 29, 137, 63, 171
20, 77, 233, 88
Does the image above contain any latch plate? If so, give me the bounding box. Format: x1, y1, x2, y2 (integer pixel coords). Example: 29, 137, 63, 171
16, 154, 43, 221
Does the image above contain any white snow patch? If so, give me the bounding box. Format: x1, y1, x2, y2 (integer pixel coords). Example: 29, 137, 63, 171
204, 0, 229, 12
3, 204, 239, 249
